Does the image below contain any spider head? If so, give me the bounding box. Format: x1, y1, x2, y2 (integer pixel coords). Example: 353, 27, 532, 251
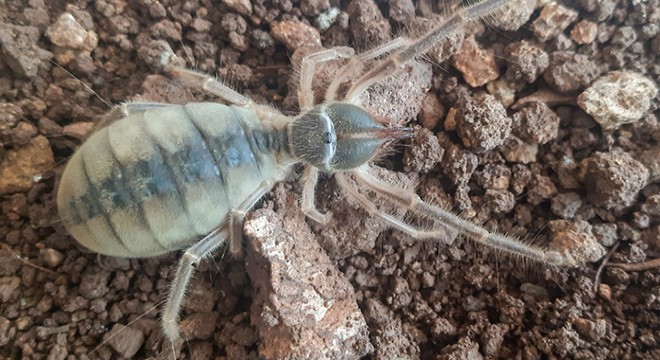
290, 102, 411, 172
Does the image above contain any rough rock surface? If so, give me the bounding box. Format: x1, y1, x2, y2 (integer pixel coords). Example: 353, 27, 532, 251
578, 71, 658, 130
245, 191, 372, 360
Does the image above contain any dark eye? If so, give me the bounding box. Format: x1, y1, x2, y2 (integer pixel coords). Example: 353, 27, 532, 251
324, 132, 333, 144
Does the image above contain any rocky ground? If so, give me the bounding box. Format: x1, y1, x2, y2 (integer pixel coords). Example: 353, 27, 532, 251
0, 0, 659, 359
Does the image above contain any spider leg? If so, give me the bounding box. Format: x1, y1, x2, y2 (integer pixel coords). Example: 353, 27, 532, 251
297, 48, 353, 111
325, 37, 407, 101
335, 173, 455, 241
166, 66, 252, 106
161, 227, 227, 342
300, 165, 332, 224
344, 0, 511, 102
228, 179, 277, 256
349, 166, 571, 266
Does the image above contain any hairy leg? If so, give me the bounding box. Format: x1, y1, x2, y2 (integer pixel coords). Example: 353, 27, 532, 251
161, 227, 227, 342
166, 66, 252, 106
344, 0, 511, 102
300, 165, 332, 224
297, 48, 353, 111
349, 167, 571, 266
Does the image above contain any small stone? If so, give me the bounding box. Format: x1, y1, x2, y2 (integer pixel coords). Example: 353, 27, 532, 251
439, 337, 483, 360
571, 20, 598, 44
79, 267, 110, 299
544, 51, 600, 93
418, 92, 445, 130
592, 223, 618, 247
580, 151, 650, 212
578, 71, 658, 130
222, 0, 252, 16
551, 192, 582, 219
0, 277, 20, 303
597, 283, 612, 301
270, 21, 322, 51
505, 40, 549, 84
250, 29, 275, 49
481, 324, 509, 356
484, 189, 515, 214
487, 78, 516, 107
491, 0, 535, 31
0, 24, 53, 78
103, 324, 145, 358
455, 93, 511, 152
501, 136, 538, 164
0, 136, 55, 195
432, 318, 457, 342
180, 312, 218, 340
403, 127, 444, 174
301, 0, 331, 17
639, 148, 660, 183
532, 2, 579, 42
62, 122, 94, 140
46, 13, 98, 51
138, 39, 176, 69
527, 175, 557, 206
388, 0, 415, 23
513, 102, 560, 144
0, 103, 23, 131
453, 36, 500, 88
39, 248, 64, 267
47, 344, 67, 360
347, 0, 391, 49
548, 220, 606, 267
150, 20, 182, 42
191, 17, 212, 33
441, 144, 478, 187
573, 318, 607, 342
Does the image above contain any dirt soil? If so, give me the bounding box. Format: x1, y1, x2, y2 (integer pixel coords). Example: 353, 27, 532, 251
1, 0, 659, 359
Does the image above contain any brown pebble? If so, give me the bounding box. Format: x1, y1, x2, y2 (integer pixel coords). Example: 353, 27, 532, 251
222, 0, 253, 16
103, 324, 145, 358
0, 24, 53, 78
347, 0, 391, 49
453, 36, 500, 88
270, 21, 321, 51
418, 92, 445, 130
544, 51, 600, 93
532, 2, 578, 42
62, 122, 94, 140
0, 136, 55, 195
45, 13, 98, 51
571, 20, 598, 44
548, 220, 606, 267
580, 151, 650, 212
455, 93, 511, 152
573, 318, 607, 342
577, 71, 658, 130
39, 248, 64, 268
513, 101, 560, 144
403, 127, 444, 174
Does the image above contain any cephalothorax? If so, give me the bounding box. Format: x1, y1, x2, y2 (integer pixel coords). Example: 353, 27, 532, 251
57, 0, 575, 344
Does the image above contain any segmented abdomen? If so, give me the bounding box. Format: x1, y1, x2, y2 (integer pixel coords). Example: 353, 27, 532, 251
57, 103, 278, 258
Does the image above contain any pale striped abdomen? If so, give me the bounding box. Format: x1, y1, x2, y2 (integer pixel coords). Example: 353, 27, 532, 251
57, 103, 281, 258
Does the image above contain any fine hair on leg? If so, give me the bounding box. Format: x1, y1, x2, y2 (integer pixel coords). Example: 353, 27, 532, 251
161, 227, 227, 342
345, 166, 570, 266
